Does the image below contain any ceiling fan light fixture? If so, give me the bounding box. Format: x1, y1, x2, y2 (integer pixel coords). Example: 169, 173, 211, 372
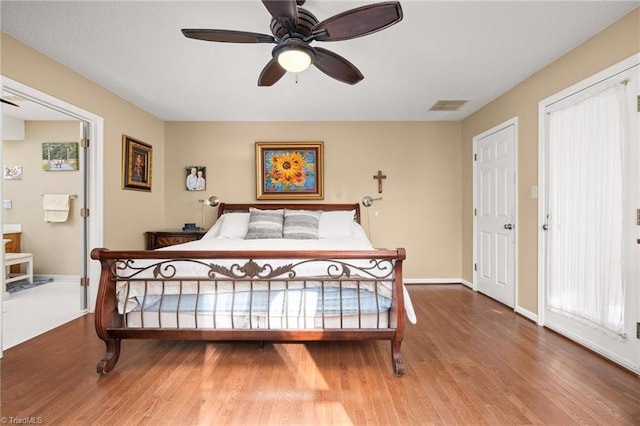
278, 49, 311, 72
273, 41, 315, 73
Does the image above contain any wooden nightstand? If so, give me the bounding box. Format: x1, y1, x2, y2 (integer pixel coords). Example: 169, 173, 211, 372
3, 232, 21, 273
145, 230, 207, 250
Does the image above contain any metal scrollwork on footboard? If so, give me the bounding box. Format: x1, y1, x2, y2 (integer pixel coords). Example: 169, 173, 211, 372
211, 259, 296, 280
324, 258, 394, 280
110, 257, 394, 281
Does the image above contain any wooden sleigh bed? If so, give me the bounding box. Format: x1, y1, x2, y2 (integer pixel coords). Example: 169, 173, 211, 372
91, 203, 412, 376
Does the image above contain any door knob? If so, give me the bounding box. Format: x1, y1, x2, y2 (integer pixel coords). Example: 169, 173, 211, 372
504, 223, 513, 230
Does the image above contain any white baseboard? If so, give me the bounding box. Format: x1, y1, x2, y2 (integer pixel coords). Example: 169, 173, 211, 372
515, 305, 538, 323
34, 274, 80, 282
403, 278, 539, 325
460, 279, 472, 288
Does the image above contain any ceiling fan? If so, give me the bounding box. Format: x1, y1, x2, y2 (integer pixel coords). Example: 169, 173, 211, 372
1, 98, 19, 107
181, 0, 403, 86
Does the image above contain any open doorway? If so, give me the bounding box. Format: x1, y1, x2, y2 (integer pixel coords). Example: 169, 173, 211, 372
1, 77, 103, 352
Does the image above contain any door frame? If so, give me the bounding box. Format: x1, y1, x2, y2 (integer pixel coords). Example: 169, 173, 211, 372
472, 117, 519, 308
1, 76, 104, 357
537, 54, 640, 373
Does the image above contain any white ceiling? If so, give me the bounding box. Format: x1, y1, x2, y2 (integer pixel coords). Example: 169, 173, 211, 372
1, 1, 638, 122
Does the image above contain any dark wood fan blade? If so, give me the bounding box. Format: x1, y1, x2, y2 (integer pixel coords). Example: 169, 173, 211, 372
1, 98, 19, 107
313, 47, 364, 85
258, 59, 287, 86
181, 29, 275, 44
262, 0, 298, 28
312, 2, 403, 42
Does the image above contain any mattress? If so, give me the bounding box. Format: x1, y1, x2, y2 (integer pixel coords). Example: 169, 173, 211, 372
125, 311, 389, 329
125, 286, 392, 329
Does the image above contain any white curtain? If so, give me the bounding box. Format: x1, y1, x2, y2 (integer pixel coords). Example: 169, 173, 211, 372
547, 81, 627, 335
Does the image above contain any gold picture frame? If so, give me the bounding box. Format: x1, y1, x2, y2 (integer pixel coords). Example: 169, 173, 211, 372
122, 135, 152, 191
256, 141, 324, 200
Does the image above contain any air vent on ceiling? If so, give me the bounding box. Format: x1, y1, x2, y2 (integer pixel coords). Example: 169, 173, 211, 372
429, 100, 468, 112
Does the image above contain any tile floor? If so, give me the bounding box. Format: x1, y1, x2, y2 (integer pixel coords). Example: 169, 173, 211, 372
2, 277, 86, 349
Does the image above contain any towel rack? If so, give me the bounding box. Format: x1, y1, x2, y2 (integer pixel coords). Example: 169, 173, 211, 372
41, 193, 78, 198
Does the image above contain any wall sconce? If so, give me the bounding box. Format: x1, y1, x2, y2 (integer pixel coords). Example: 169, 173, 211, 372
361, 196, 382, 207
198, 195, 220, 228
361, 195, 382, 244
199, 195, 220, 207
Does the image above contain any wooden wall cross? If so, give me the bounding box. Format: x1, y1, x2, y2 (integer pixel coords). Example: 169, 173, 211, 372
373, 170, 387, 194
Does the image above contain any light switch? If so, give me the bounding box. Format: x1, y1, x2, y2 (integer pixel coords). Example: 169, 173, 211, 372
3, 200, 12, 209
530, 185, 538, 199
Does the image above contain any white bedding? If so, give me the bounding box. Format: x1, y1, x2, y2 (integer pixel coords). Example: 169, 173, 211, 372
116, 221, 417, 324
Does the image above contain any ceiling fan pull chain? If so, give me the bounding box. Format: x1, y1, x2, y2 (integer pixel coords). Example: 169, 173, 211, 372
295, 74, 299, 84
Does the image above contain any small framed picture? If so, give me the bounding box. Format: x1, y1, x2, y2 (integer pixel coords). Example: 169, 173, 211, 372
4, 165, 22, 180
42, 142, 79, 171
185, 166, 206, 191
122, 135, 152, 191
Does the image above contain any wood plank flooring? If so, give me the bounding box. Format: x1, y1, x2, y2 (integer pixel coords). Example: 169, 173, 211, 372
1, 284, 639, 425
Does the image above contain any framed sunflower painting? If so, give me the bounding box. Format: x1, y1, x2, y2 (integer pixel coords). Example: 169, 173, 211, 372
256, 141, 324, 200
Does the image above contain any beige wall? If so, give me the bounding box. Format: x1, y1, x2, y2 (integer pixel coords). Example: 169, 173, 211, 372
461, 9, 640, 313
1, 33, 165, 250
164, 121, 462, 279
4, 121, 82, 275
1, 32, 464, 280
3, 7, 638, 287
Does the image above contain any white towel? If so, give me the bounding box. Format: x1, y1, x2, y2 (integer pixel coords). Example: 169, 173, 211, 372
43, 194, 70, 223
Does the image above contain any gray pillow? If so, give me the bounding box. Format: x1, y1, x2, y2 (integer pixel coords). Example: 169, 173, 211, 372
283, 209, 321, 239
244, 208, 284, 239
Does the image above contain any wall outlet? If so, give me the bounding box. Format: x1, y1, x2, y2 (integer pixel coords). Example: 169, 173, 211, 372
3, 200, 12, 209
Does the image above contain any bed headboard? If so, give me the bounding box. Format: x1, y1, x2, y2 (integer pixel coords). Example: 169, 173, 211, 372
217, 203, 362, 224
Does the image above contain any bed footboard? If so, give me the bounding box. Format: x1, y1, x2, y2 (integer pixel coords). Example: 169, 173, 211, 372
91, 248, 406, 376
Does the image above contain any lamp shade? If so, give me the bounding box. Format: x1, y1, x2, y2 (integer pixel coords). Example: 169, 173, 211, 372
278, 49, 312, 72
273, 40, 316, 73
362, 196, 382, 207
202, 195, 220, 207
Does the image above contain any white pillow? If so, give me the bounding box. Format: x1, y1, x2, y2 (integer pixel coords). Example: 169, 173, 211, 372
216, 213, 250, 239
318, 210, 355, 238
201, 219, 223, 239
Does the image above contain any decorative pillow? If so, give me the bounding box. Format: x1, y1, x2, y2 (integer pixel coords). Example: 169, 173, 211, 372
216, 213, 250, 238
318, 210, 355, 238
283, 209, 321, 239
244, 208, 284, 239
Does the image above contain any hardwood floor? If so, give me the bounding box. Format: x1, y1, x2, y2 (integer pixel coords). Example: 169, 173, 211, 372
1, 285, 638, 425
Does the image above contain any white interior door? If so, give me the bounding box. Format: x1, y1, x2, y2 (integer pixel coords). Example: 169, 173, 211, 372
540, 58, 639, 373
475, 119, 517, 308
